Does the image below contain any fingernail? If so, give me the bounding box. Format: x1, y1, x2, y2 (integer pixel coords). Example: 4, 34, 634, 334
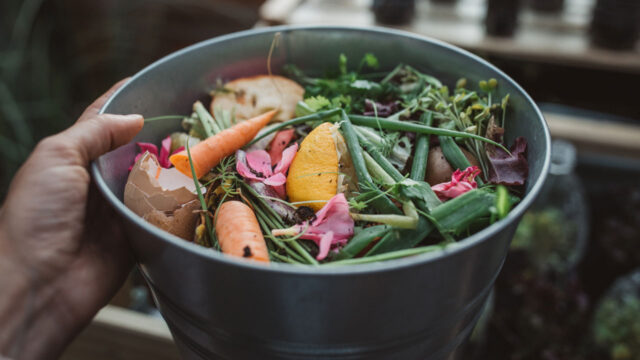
121, 114, 143, 120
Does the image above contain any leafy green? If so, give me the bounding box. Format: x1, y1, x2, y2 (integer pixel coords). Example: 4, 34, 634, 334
395, 179, 442, 213
304, 95, 332, 112
286, 53, 400, 114
359, 53, 380, 71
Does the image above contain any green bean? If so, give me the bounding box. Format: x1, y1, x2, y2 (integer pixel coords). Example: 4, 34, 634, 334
340, 111, 373, 184
366, 189, 497, 255
357, 133, 404, 183
194, 101, 220, 135
333, 225, 391, 260
366, 217, 433, 256
340, 111, 401, 215
348, 115, 509, 152
247, 108, 342, 145
410, 112, 433, 180
363, 151, 395, 185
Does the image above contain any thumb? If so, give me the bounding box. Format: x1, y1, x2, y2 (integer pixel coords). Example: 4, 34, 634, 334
60, 113, 144, 165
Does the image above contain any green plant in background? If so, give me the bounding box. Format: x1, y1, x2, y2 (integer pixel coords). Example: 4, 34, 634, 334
1, 0, 71, 199
593, 271, 640, 360
512, 207, 578, 274
0, 0, 262, 200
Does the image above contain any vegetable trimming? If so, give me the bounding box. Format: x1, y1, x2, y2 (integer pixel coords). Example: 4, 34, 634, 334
123, 52, 529, 265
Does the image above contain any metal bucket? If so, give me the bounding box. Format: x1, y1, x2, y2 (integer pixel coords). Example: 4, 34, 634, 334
92, 26, 550, 360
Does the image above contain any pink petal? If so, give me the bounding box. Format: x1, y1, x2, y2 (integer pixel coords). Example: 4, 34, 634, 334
316, 231, 335, 260
269, 129, 296, 165
433, 166, 480, 201
129, 143, 158, 171
129, 153, 144, 171
273, 143, 298, 175
171, 146, 185, 155
296, 194, 354, 257
136, 142, 158, 156
157, 136, 172, 168
236, 150, 264, 181
263, 173, 287, 186
246, 150, 273, 178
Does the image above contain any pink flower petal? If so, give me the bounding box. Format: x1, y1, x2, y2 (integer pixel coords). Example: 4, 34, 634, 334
296, 194, 354, 259
129, 143, 159, 171
269, 129, 296, 165
157, 136, 172, 168
236, 150, 264, 182
263, 173, 287, 186
273, 143, 298, 175
246, 150, 273, 178
316, 231, 335, 260
432, 166, 481, 201
171, 146, 184, 155
136, 142, 158, 156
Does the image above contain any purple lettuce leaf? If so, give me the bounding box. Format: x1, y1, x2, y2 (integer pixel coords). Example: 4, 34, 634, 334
362, 99, 399, 117
487, 136, 529, 186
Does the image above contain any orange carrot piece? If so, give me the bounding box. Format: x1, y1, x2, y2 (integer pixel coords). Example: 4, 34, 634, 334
215, 201, 270, 262
170, 109, 277, 178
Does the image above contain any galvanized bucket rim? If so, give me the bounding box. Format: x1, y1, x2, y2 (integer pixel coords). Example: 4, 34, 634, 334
91, 25, 551, 276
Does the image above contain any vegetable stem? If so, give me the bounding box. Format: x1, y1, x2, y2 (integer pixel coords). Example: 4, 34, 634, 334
357, 133, 404, 182
326, 244, 444, 265
350, 212, 418, 229
185, 141, 216, 247
410, 112, 433, 180
348, 115, 509, 153
340, 111, 401, 215
248, 108, 342, 145
194, 101, 220, 136
363, 151, 395, 185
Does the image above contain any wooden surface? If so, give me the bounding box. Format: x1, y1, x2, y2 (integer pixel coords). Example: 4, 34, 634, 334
259, 0, 640, 73
61, 306, 180, 360
544, 111, 640, 159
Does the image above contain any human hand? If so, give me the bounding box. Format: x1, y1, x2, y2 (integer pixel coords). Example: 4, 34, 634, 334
0, 79, 144, 359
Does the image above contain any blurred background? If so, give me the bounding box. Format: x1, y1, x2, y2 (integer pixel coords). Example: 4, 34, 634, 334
1, 0, 639, 359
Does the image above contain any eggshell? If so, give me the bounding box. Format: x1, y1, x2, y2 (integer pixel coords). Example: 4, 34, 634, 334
143, 199, 201, 240
124, 152, 202, 240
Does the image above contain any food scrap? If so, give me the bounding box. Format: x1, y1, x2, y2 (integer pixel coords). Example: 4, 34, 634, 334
122, 57, 529, 265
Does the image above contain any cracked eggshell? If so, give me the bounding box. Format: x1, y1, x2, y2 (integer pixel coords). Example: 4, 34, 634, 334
143, 199, 201, 240
124, 152, 202, 240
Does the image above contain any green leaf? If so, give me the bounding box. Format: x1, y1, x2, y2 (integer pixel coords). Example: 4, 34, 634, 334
396, 179, 442, 212
339, 53, 348, 75
359, 53, 379, 71
304, 95, 332, 112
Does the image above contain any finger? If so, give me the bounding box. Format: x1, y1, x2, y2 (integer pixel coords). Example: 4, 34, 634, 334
77, 78, 131, 123
61, 113, 144, 165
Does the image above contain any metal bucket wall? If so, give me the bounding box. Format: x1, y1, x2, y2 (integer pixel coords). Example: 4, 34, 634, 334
93, 26, 550, 360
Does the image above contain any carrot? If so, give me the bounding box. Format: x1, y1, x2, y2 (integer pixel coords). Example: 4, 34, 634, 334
170, 109, 277, 178
215, 201, 269, 262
